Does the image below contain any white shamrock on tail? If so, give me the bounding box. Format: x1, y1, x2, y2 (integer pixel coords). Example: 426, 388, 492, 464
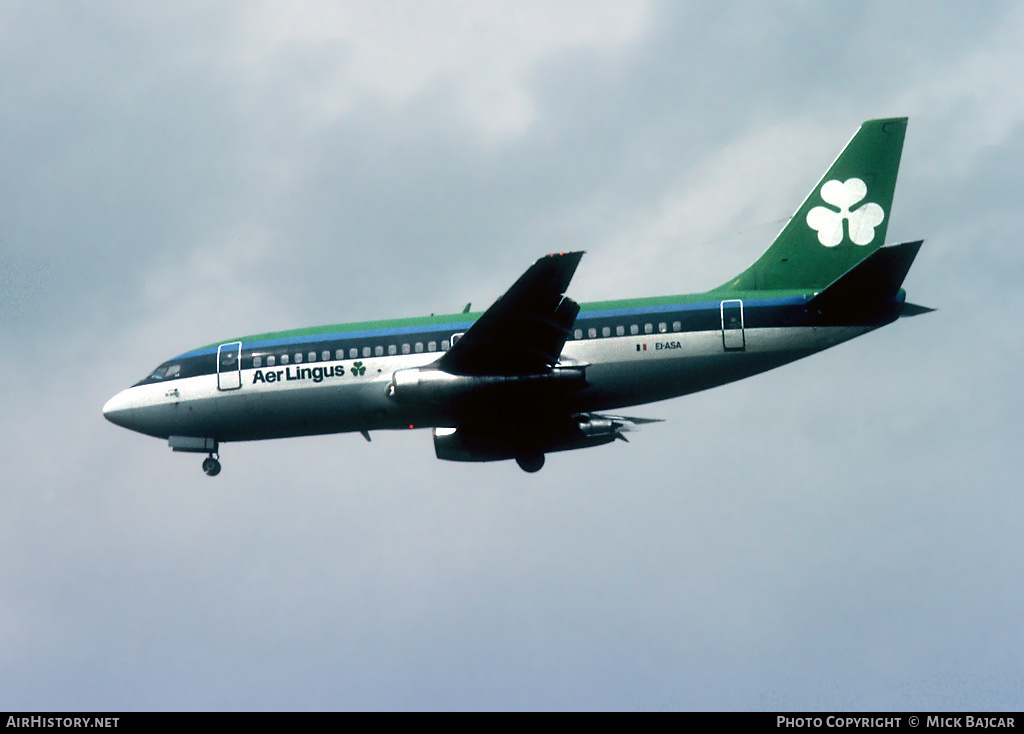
806, 178, 885, 247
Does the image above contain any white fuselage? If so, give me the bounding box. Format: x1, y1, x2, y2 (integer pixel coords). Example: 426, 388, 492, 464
103, 322, 874, 445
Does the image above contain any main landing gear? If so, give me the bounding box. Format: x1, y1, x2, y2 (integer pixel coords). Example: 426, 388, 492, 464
202, 453, 222, 477
515, 453, 545, 473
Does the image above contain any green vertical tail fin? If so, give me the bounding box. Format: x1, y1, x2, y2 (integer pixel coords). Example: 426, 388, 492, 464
716, 117, 907, 293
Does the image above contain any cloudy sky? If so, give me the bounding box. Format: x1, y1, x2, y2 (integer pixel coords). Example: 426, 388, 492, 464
2, 0, 1022, 711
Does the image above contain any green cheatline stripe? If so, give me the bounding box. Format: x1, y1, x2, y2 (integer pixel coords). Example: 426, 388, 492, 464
187, 288, 815, 356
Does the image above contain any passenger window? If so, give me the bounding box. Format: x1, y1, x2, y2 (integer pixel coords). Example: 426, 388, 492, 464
267, 355, 276, 367
428, 341, 437, 352
630, 324, 639, 336
402, 344, 411, 355
349, 348, 358, 360
574, 329, 583, 340
375, 345, 384, 357
322, 350, 331, 362
441, 340, 450, 351
588, 328, 597, 339
415, 342, 424, 353
253, 356, 262, 368
362, 347, 371, 358
601, 326, 610, 337
644, 323, 653, 334
281, 354, 289, 365
659, 322, 667, 333
336, 349, 344, 360
616, 326, 625, 336
673, 321, 681, 332
295, 353, 303, 364
388, 345, 397, 356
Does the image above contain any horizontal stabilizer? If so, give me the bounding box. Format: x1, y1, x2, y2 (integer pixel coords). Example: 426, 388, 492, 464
810, 239, 923, 312
900, 302, 936, 317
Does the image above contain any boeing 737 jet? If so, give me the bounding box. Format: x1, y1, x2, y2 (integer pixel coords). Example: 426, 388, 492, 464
104, 118, 930, 475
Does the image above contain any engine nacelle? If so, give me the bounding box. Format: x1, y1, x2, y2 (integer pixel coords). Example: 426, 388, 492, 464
432, 413, 626, 464
576, 414, 623, 438
388, 366, 586, 406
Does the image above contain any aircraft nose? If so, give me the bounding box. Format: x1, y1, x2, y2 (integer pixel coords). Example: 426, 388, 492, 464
102, 389, 134, 429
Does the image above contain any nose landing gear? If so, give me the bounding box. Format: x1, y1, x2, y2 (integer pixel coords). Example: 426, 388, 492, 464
202, 454, 221, 477
168, 437, 222, 476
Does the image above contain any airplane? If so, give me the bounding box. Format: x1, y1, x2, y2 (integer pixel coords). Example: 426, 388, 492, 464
103, 117, 930, 475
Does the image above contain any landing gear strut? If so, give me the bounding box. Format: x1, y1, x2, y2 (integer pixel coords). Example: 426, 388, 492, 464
202, 454, 221, 477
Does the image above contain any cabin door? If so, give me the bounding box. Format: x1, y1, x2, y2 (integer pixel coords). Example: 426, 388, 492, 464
217, 342, 242, 390
720, 300, 745, 351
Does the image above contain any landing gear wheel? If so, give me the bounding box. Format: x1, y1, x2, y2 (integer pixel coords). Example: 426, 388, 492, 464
515, 453, 545, 473
202, 455, 221, 477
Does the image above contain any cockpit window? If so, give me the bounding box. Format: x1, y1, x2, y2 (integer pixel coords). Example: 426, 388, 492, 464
136, 362, 182, 388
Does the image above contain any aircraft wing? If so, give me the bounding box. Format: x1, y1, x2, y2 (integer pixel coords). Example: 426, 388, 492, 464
437, 252, 584, 376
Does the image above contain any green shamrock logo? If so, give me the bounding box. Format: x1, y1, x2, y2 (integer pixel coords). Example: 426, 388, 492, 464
351, 361, 366, 376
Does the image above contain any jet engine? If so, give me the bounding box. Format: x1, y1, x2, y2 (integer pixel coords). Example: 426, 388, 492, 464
432, 413, 637, 472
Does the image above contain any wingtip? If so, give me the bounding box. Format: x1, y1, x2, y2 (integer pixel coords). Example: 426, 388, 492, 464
535, 250, 585, 274
543, 250, 585, 260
